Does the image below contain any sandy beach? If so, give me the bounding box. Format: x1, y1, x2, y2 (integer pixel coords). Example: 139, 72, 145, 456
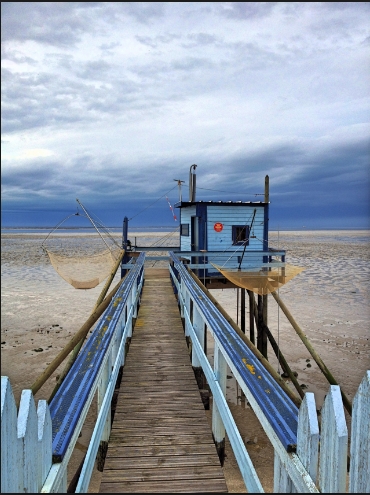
1, 229, 369, 492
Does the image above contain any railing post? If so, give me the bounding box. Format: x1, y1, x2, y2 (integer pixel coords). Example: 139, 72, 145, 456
184, 287, 191, 340
131, 275, 138, 319
179, 278, 184, 318
212, 340, 227, 465
121, 302, 128, 365
96, 352, 112, 471
192, 306, 205, 368
192, 306, 209, 408
126, 291, 133, 338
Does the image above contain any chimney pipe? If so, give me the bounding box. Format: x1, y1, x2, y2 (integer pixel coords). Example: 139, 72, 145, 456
189, 164, 197, 201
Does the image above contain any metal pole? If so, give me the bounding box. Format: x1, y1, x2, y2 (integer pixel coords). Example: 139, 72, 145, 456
121, 216, 129, 278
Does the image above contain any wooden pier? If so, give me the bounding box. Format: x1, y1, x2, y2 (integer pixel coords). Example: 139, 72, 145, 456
99, 268, 227, 493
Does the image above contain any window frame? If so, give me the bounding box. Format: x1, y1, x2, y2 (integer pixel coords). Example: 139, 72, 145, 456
180, 223, 190, 236
232, 225, 250, 246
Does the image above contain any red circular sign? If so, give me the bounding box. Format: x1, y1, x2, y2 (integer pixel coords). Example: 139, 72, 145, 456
214, 222, 223, 232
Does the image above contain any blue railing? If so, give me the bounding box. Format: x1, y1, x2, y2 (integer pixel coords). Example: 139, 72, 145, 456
169, 252, 320, 493
42, 252, 145, 491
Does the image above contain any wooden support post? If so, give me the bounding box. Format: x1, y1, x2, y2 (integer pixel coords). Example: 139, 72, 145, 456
241, 289, 246, 334
30, 277, 124, 399
262, 294, 268, 331
236, 288, 239, 326
248, 290, 255, 344
257, 295, 268, 358
271, 291, 353, 415
263, 321, 305, 399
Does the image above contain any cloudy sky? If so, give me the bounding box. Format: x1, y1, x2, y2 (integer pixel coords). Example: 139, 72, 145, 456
1, 2, 369, 229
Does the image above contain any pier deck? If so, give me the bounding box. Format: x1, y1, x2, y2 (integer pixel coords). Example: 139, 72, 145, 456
99, 268, 227, 493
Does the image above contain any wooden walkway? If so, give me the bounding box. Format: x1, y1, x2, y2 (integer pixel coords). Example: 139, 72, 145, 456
99, 268, 227, 493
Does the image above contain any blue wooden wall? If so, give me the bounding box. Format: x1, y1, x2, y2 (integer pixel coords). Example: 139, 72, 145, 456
179, 203, 268, 273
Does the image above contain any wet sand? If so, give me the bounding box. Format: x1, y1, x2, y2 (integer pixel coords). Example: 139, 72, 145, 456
1, 230, 369, 492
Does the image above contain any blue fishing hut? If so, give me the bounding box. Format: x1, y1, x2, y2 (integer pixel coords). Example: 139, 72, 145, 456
174, 169, 283, 289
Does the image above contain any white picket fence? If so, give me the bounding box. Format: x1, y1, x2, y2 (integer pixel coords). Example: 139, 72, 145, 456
1, 381, 52, 493
1, 372, 369, 493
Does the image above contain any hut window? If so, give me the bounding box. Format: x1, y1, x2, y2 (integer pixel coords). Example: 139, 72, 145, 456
232, 225, 250, 245
181, 223, 189, 236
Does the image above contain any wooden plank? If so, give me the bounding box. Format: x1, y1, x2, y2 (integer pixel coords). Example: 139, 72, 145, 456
99, 274, 227, 493
102, 465, 225, 481
114, 403, 204, 412
100, 479, 227, 493
104, 445, 220, 457
103, 454, 221, 469
108, 426, 212, 436
108, 434, 216, 446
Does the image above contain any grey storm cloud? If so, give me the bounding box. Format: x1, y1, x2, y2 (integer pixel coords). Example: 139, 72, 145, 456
1, 2, 369, 228
1, 2, 96, 46
1, 3, 167, 46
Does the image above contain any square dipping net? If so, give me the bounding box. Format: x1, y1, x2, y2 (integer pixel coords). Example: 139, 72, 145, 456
211, 263, 305, 295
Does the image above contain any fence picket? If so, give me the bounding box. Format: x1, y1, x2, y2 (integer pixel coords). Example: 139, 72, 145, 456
273, 392, 319, 492
349, 370, 370, 493
318, 385, 348, 493
1, 376, 21, 492
18, 390, 39, 493
297, 392, 319, 483
273, 451, 293, 492
37, 400, 52, 492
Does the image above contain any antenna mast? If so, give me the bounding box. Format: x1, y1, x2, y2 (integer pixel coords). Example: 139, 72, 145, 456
174, 179, 185, 202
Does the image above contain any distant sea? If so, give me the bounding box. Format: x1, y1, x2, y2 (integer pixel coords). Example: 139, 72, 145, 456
1, 226, 178, 234
1, 227, 369, 250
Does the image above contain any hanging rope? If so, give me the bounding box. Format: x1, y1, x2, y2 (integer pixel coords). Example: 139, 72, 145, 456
238, 208, 256, 270
128, 185, 178, 221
